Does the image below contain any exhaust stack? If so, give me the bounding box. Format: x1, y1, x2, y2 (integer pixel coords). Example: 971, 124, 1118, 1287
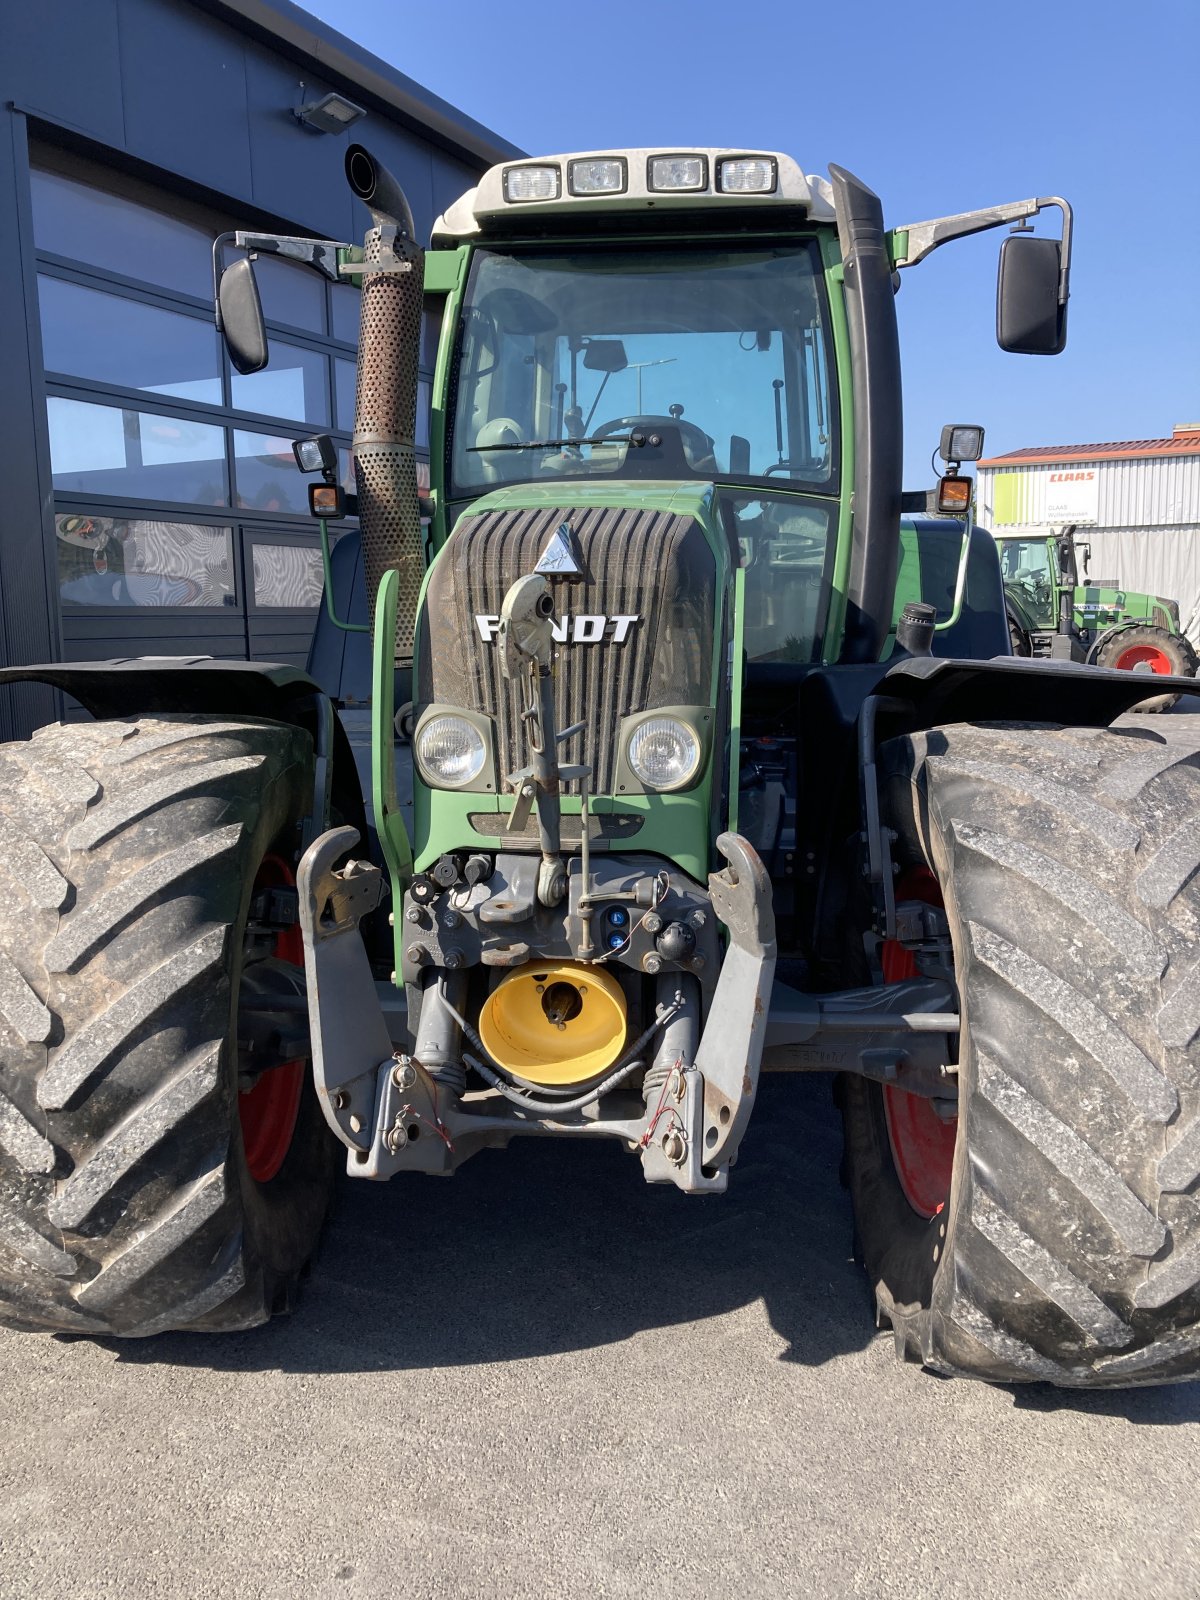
345, 144, 425, 662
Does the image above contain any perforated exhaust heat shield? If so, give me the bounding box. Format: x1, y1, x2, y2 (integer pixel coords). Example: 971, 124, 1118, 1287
347, 145, 425, 663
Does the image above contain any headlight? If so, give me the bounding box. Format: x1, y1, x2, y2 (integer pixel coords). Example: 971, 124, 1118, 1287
416, 715, 486, 787
716, 156, 777, 194
503, 165, 560, 203
568, 158, 627, 195
627, 717, 702, 791
647, 155, 707, 192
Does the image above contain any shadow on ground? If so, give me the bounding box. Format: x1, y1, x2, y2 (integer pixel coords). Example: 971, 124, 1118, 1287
101, 1074, 1200, 1424
106, 1075, 873, 1376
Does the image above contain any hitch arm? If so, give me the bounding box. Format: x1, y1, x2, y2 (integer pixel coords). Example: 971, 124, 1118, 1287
297, 826, 392, 1155
690, 833, 777, 1184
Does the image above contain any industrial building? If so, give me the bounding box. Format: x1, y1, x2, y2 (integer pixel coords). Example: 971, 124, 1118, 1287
977, 424, 1200, 644
0, 0, 518, 741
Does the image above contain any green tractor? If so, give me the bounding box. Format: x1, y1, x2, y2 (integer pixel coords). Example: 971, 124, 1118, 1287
3, 144, 1199, 1387
999, 525, 1198, 710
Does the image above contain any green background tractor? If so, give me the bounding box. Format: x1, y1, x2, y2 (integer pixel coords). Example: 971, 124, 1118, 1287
998, 526, 1198, 710
1, 144, 1198, 1387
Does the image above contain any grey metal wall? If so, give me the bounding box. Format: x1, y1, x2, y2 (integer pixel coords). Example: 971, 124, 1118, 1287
978, 454, 1200, 532
3, 0, 492, 247
0, 0, 516, 741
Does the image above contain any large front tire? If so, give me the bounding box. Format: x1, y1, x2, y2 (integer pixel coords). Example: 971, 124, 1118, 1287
841, 720, 1200, 1385
0, 715, 337, 1337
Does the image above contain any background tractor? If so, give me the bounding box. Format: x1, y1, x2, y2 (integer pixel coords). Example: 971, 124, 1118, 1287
1, 144, 1198, 1386
999, 525, 1198, 710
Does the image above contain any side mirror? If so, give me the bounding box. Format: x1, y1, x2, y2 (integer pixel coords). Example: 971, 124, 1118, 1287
997, 234, 1067, 355
218, 257, 269, 374
583, 338, 628, 374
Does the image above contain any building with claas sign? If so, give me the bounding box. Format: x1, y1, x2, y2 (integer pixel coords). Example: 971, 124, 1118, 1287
976, 424, 1200, 645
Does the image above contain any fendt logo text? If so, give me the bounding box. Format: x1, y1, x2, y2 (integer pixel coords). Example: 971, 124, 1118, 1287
475, 614, 641, 644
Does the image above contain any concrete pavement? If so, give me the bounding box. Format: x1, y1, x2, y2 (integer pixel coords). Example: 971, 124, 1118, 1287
1, 1072, 1197, 1600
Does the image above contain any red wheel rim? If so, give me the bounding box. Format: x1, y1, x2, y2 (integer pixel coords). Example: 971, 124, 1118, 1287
881, 867, 958, 1219
1113, 643, 1173, 675
238, 854, 305, 1184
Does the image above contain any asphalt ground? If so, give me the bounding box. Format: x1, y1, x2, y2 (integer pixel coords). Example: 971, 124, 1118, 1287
1, 694, 1197, 1599
1, 1070, 1198, 1600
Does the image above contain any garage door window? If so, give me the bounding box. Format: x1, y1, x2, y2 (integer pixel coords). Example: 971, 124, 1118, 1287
48, 398, 228, 505
56, 515, 235, 608
252, 542, 328, 608
38, 277, 222, 406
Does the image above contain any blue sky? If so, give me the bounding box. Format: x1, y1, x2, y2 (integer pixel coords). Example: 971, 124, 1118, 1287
304, 0, 1199, 485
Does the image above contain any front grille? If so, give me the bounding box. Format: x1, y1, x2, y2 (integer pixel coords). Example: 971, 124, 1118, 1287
418, 503, 717, 794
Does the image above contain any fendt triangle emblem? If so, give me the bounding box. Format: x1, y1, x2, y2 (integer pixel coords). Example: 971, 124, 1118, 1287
534, 521, 586, 582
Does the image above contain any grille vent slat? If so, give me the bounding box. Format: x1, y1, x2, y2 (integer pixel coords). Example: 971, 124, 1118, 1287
420, 504, 716, 795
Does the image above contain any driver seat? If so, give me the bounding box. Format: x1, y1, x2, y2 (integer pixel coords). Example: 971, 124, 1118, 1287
475, 417, 525, 483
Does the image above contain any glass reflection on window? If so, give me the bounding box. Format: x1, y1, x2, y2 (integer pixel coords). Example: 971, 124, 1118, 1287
30, 168, 214, 300
252, 543, 327, 608
722, 490, 833, 664
451, 246, 836, 495
39, 277, 222, 405
331, 285, 361, 344
233, 431, 309, 513
56, 515, 234, 607
48, 398, 227, 504
252, 254, 327, 333
230, 339, 330, 425
335, 358, 356, 432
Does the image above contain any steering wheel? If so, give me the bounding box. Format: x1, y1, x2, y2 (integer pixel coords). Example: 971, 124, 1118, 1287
591, 414, 715, 464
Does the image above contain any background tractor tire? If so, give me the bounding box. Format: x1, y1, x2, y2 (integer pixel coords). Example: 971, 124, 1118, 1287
1095, 624, 1198, 713
840, 719, 1200, 1385
1006, 607, 1032, 658
0, 714, 338, 1337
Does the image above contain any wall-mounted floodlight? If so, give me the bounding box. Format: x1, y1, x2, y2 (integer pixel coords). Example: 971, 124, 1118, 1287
294, 91, 367, 136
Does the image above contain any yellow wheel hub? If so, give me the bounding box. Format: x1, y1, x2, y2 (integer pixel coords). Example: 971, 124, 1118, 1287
479, 961, 627, 1087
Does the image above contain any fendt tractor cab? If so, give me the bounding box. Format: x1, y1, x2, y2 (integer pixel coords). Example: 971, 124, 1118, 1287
999, 526, 1198, 709
3, 146, 1199, 1388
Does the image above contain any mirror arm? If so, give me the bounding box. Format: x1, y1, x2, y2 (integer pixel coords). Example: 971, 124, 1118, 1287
232, 231, 351, 282
211, 232, 352, 318
893, 196, 1073, 298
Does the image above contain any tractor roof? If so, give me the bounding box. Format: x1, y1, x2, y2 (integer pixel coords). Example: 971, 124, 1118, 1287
432, 148, 836, 242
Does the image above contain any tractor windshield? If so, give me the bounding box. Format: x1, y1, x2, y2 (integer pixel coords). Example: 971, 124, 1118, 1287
450, 243, 837, 497
999, 537, 1057, 629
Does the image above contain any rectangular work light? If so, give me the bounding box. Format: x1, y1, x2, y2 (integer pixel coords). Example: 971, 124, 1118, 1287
647, 155, 707, 192
717, 156, 777, 194
292, 434, 338, 476
503, 165, 561, 203
568, 158, 627, 195
939, 423, 985, 464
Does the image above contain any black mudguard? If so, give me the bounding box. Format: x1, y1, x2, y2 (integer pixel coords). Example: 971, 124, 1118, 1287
875, 652, 1200, 732
0, 658, 367, 844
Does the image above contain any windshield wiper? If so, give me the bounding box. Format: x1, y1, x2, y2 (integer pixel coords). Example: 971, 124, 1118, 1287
468, 433, 638, 452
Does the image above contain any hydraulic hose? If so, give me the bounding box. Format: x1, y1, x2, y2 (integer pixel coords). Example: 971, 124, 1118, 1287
444, 992, 683, 1115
